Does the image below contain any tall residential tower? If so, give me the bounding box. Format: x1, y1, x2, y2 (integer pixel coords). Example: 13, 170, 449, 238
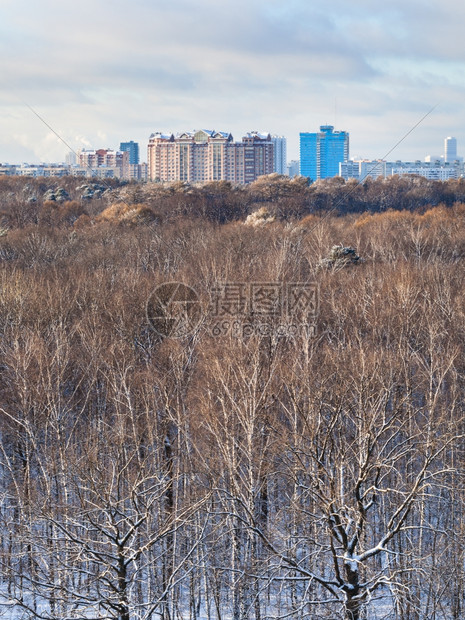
120, 141, 140, 165
270, 135, 287, 174
300, 125, 349, 181
444, 137, 457, 163
147, 129, 274, 184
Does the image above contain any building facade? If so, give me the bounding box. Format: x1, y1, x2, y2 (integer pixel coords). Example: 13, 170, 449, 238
387, 161, 460, 181
3, 164, 69, 177
286, 160, 300, 178
120, 141, 140, 165
271, 135, 287, 174
300, 125, 349, 181
147, 129, 274, 184
340, 160, 387, 181
444, 137, 457, 163
65, 151, 77, 166
128, 163, 148, 181
78, 149, 129, 179
340, 159, 462, 182
0, 164, 17, 176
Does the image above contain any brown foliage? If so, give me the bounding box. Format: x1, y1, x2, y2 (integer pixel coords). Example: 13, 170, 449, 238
96, 202, 160, 226
1, 179, 465, 617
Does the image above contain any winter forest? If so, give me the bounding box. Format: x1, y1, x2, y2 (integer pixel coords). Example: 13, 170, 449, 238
1, 174, 465, 619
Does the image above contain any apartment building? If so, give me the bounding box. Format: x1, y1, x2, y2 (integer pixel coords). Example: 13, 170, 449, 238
270, 135, 287, 174
300, 125, 349, 181
147, 129, 274, 184
120, 141, 140, 165
340, 159, 462, 182
78, 149, 129, 179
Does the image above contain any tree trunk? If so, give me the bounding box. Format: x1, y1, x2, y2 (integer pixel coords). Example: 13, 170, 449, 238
345, 561, 362, 620
117, 548, 130, 620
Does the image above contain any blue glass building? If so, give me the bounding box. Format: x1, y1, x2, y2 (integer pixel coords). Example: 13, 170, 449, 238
299, 132, 318, 181
299, 126, 349, 181
119, 141, 140, 165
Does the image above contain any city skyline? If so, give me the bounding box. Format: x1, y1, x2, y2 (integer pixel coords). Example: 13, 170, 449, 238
2, 126, 462, 170
2, 126, 462, 172
1, 1, 465, 166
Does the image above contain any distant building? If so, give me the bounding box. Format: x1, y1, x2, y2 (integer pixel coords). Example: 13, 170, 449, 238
14, 164, 69, 178
242, 132, 274, 184
129, 163, 148, 181
78, 149, 129, 179
340, 159, 461, 182
147, 129, 274, 184
339, 160, 360, 180
299, 133, 317, 180
286, 160, 300, 178
0, 160, 139, 179
387, 161, 460, 181
65, 151, 77, 166
444, 137, 457, 163
300, 125, 349, 181
0, 164, 17, 176
340, 160, 386, 181
120, 141, 140, 165
271, 135, 287, 174
70, 166, 121, 179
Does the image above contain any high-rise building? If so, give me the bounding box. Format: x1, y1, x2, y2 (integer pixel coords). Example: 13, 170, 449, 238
444, 137, 457, 163
120, 141, 140, 165
300, 125, 349, 181
271, 135, 287, 174
242, 132, 274, 183
299, 132, 318, 180
78, 149, 129, 178
147, 129, 274, 184
65, 151, 77, 166
286, 160, 300, 178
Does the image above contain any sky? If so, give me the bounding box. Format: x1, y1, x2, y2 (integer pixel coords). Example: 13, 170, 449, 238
1, 0, 465, 165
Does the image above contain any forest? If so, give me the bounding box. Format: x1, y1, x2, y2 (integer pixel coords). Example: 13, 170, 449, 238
0, 174, 464, 619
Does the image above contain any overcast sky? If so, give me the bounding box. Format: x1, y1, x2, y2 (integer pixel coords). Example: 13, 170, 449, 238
1, 0, 464, 164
